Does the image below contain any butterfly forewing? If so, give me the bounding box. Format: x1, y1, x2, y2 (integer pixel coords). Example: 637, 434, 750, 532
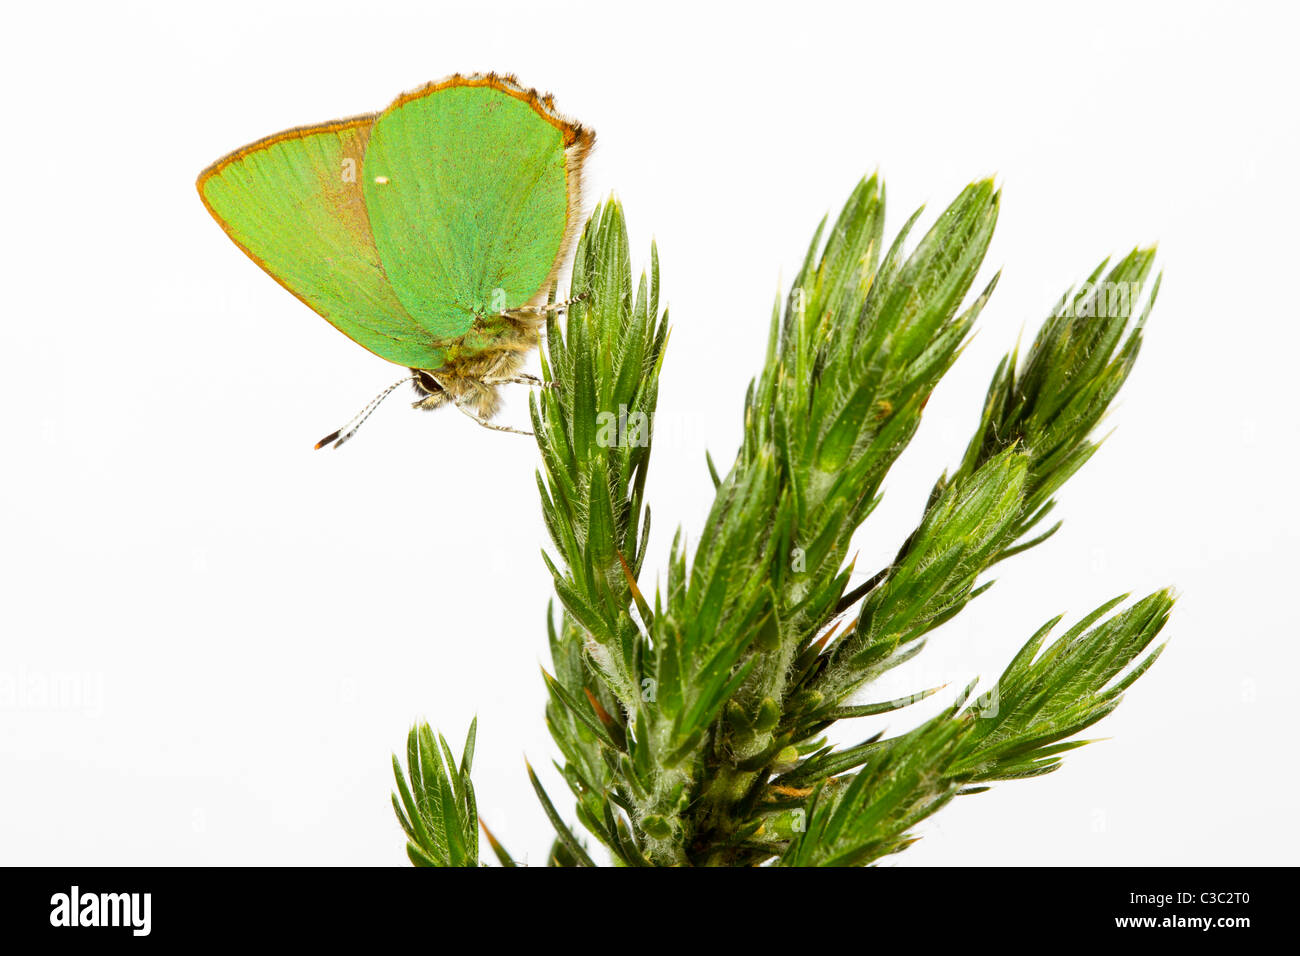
197, 117, 449, 369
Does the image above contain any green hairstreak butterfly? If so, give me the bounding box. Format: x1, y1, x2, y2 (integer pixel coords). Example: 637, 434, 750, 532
197, 73, 594, 447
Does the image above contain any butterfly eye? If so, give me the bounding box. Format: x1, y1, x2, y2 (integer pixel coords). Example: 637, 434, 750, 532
414, 370, 443, 394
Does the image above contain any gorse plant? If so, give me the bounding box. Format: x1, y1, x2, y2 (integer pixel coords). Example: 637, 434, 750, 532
393, 174, 1172, 867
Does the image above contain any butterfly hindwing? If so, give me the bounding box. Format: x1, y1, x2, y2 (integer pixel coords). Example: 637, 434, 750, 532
197, 116, 448, 369
361, 76, 592, 343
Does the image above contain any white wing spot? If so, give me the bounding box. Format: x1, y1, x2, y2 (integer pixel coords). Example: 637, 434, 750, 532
374, 176, 390, 185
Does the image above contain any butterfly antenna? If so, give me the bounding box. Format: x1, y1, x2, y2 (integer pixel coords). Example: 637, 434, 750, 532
314, 376, 411, 450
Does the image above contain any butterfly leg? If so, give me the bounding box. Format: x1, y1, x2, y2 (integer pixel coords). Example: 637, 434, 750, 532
419, 368, 534, 435
500, 290, 590, 320
448, 399, 534, 436
481, 373, 557, 389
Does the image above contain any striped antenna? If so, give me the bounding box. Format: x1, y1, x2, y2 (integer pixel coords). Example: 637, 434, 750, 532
314, 375, 412, 450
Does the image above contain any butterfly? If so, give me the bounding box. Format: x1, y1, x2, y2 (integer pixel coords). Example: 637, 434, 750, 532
197, 73, 594, 447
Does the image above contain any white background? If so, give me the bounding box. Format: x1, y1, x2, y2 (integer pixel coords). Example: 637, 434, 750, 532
2, 0, 1296, 866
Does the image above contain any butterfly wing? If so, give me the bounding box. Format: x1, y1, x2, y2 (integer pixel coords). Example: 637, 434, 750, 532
360, 74, 594, 344
197, 116, 448, 369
